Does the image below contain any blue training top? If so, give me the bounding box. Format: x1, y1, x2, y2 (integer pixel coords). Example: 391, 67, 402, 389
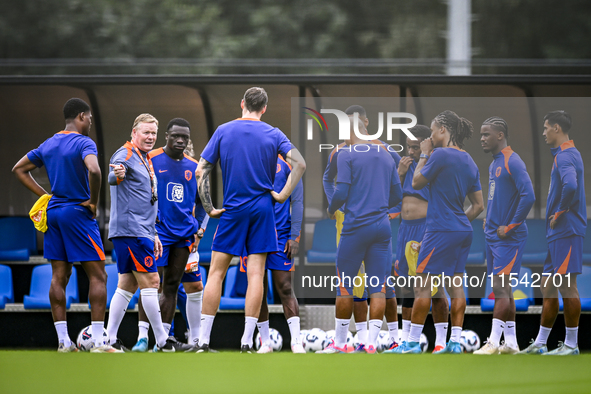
420, 147, 481, 232
323, 140, 401, 213
27, 131, 98, 210
485, 146, 535, 243
546, 140, 587, 242
201, 118, 293, 210
149, 148, 208, 241
331, 143, 402, 235
108, 142, 158, 241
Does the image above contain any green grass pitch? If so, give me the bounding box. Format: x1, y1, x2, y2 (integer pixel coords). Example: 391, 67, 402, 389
1, 351, 590, 393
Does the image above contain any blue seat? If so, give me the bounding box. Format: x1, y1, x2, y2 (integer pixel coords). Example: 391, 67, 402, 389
219, 266, 274, 310
480, 267, 534, 312
23, 264, 79, 309
467, 219, 485, 265
306, 219, 337, 263
0, 217, 37, 261
521, 220, 548, 265
198, 218, 219, 263
0, 264, 14, 308
390, 219, 400, 262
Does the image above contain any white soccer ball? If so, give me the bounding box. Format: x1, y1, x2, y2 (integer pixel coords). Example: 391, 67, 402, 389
76, 325, 107, 351
303, 328, 326, 352
377, 330, 393, 352
299, 329, 310, 345
460, 330, 480, 353
255, 328, 283, 351
419, 333, 429, 353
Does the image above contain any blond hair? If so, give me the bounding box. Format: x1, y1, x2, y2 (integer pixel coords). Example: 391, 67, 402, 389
131, 113, 158, 137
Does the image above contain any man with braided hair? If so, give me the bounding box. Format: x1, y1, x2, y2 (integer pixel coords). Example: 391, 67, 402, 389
399, 110, 484, 354
474, 117, 535, 355
384, 124, 450, 354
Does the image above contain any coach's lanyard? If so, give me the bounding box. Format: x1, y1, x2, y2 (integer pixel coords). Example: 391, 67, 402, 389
130, 142, 158, 205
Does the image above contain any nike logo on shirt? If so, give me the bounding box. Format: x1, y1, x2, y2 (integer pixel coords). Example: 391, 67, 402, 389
159, 169, 167, 173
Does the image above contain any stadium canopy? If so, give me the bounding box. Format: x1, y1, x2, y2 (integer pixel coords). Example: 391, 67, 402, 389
1, 74, 590, 250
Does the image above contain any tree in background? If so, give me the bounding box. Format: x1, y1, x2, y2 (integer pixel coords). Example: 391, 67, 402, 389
0, 0, 589, 74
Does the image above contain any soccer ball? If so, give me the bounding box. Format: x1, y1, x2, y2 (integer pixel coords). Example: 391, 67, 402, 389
299, 329, 310, 345
76, 325, 107, 351
323, 329, 354, 350
460, 330, 481, 353
303, 328, 326, 352
377, 330, 393, 352
419, 333, 429, 353
255, 328, 283, 351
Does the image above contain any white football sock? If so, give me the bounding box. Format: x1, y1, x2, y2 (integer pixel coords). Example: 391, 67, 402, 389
54, 321, 72, 347
137, 321, 150, 341
200, 314, 215, 346
335, 318, 350, 348
257, 320, 270, 344
434, 322, 448, 348
534, 325, 551, 347
450, 326, 462, 343
106, 288, 133, 345
387, 322, 399, 344
368, 319, 382, 348
140, 288, 168, 347
186, 291, 203, 346
565, 326, 578, 348
162, 323, 171, 336
355, 321, 367, 345
504, 321, 517, 348
408, 323, 423, 343
400, 319, 411, 343
489, 318, 504, 347
91, 321, 105, 347
241, 316, 258, 347
287, 316, 301, 345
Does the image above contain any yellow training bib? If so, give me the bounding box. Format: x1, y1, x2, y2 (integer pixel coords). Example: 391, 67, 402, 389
29, 194, 52, 233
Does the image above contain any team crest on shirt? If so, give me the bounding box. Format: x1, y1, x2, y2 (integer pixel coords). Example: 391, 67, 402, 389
276, 163, 281, 173
167, 182, 184, 203
144, 256, 153, 267
495, 167, 502, 177
185, 170, 192, 181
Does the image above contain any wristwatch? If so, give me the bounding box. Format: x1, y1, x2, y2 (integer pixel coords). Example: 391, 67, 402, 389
420, 153, 430, 160
197, 228, 205, 238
